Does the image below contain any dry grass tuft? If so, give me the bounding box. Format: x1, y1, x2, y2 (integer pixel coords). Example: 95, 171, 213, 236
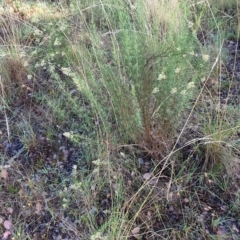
0, 56, 29, 103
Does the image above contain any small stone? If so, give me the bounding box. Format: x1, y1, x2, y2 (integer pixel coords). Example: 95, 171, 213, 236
138, 158, 144, 165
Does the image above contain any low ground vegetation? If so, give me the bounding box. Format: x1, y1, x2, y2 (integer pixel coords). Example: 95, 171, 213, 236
0, 0, 240, 239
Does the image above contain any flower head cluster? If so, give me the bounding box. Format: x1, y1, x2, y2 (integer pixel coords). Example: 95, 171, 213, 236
188, 21, 194, 28
175, 68, 181, 74
61, 67, 72, 76
69, 182, 82, 191
59, 23, 67, 31
187, 81, 195, 89
54, 38, 61, 46
158, 72, 166, 80
40, 59, 46, 67
171, 87, 177, 94
33, 28, 42, 36
181, 89, 186, 95
202, 54, 209, 62
90, 232, 108, 240
24, 61, 29, 67
152, 87, 159, 94
92, 159, 108, 166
